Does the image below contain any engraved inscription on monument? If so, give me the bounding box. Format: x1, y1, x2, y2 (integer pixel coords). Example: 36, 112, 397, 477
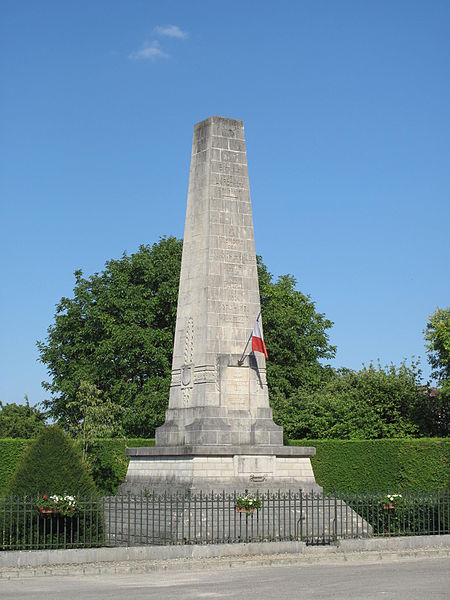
221, 366, 250, 411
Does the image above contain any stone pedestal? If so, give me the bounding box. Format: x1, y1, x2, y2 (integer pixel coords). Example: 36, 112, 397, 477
123, 445, 320, 495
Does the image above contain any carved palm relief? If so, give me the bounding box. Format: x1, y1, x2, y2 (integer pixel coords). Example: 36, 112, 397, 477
181, 317, 194, 406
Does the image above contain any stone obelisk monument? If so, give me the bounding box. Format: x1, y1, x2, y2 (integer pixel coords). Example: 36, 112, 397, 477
123, 116, 320, 493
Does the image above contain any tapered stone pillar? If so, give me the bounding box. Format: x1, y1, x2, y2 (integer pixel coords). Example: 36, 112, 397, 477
122, 117, 320, 494
156, 116, 282, 447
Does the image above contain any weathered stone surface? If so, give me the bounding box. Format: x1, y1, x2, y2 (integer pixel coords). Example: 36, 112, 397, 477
122, 455, 318, 495
156, 116, 282, 447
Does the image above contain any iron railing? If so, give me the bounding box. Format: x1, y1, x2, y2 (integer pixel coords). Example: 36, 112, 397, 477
1, 490, 449, 551
1, 495, 103, 551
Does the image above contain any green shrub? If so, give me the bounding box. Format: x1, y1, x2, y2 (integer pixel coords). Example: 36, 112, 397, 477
345, 490, 449, 536
0, 437, 156, 495
292, 438, 450, 493
0, 439, 29, 494
85, 438, 155, 495
0, 400, 47, 438
273, 361, 441, 439
1, 437, 448, 495
3, 427, 99, 550
7, 425, 97, 497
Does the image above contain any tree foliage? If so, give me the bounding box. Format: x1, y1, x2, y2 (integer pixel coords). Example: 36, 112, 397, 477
37, 236, 444, 441
425, 307, 450, 383
0, 397, 47, 438
271, 361, 438, 439
424, 307, 450, 435
258, 258, 336, 398
38, 237, 182, 436
66, 380, 122, 460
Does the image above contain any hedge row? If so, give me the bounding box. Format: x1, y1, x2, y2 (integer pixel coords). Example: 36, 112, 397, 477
1, 438, 448, 495
0, 438, 155, 495
292, 438, 450, 493
0, 439, 29, 495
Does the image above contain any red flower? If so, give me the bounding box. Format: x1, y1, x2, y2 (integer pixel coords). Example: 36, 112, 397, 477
43, 495, 48, 500
40, 506, 43, 510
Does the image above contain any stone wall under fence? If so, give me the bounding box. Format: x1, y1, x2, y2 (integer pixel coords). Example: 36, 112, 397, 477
2, 491, 447, 551
103, 491, 372, 546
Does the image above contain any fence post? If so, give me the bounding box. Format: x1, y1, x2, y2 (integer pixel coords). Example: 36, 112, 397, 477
334, 491, 338, 541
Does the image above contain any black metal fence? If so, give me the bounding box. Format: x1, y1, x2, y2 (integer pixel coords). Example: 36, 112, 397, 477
1, 490, 449, 551
1, 496, 103, 551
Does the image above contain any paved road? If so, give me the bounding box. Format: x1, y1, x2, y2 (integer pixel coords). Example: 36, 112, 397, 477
2, 556, 449, 599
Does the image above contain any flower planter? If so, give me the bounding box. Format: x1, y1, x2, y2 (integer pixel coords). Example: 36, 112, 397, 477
37, 495, 78, 517
235, 505, 255, 514
39, 507, 60, 516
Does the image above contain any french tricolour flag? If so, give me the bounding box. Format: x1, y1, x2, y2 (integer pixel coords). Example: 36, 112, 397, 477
251, 313, 268, 359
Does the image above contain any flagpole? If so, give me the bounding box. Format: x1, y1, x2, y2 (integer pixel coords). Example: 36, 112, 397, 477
238, 311, 261, 366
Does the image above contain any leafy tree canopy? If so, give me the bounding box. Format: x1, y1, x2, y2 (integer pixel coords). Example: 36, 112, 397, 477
271, 360, 436, 439
66, 380, 122, 460
424, 307, 450, 434
38, 237, 442, 441
258, 257, 336, 398
38, 238, 336, 437
0, 396, 47, 438
425, 307, 450, 384
38, 237, 182, 437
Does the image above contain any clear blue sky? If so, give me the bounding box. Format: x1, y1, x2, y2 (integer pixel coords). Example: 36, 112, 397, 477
1, 1, 449, 407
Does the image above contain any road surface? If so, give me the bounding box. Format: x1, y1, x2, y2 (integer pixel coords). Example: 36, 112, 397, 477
2, 556, 449, 599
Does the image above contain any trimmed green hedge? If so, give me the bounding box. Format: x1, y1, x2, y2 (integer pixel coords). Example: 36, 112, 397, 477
0, 439, 29, 494
86, 438, 155, 494
292, 438, 450, 493
0, 438, 155, 495
1, 437, 448, 495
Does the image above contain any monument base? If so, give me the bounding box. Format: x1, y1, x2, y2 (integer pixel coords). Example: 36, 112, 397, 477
120, 446, 322, 494
114, 446, 373, 545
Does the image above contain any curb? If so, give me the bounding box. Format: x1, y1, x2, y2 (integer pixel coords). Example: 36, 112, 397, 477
1, 535, 449, 578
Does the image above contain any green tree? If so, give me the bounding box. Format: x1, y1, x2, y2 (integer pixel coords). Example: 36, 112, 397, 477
5, 427, 99, 550
273, 361, 427, 440
425, 307, 450, 384
0, 396, 47, 438
66, 380, 121, 460
258, 259, 336, 399
38, 239, 337, 437
424, 307, 450, 436
38, 237, 182, 436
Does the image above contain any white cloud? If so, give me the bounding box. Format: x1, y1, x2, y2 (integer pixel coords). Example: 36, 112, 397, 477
154, 24, 188, 39
129, 40, 169, 61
